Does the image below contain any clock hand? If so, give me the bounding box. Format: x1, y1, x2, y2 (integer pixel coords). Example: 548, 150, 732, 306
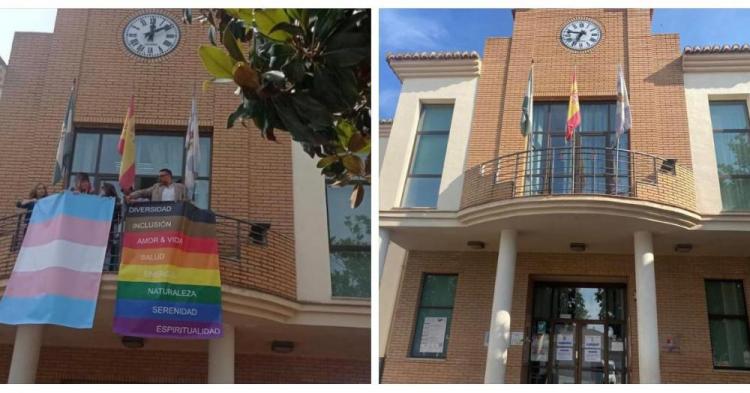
153, 24, 172, 34
146, 20, 156, 42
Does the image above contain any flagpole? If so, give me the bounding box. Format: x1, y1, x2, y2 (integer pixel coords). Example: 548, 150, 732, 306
63, 78, 78, 191
571, 65, 577, 195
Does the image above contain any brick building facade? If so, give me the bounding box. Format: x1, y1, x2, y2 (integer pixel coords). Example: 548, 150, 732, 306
0, 9, 370, 383
379, 9, 750, 384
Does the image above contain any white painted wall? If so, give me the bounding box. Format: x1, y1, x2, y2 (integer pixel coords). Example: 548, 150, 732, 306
292, 143, 333, 303
684, 72, 750, 214
380, 76, 479, 212
379, 135, 389, 171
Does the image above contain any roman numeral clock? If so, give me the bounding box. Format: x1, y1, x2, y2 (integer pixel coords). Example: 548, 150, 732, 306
123, 13, 181, 58
560, 18, 602, 51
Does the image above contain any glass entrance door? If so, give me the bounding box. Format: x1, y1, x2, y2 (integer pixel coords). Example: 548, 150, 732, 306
528, 284, 627, 384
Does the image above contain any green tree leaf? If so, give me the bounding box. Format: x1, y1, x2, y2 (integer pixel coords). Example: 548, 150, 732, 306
255, 9, 291, 41
198, 45, 236, 79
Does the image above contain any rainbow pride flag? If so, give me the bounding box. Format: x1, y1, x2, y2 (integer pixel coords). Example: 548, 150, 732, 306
113, 202, 223, 339
0, 192, 115, 328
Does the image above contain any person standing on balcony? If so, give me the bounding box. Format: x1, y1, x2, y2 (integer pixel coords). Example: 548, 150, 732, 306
125, 168, 187, 203
100, 182, 122, 271
70, 172, 95, 194
16, 183, 48, 224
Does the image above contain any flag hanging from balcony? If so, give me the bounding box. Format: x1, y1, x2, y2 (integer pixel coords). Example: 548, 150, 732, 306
520, 63, 534, 136
118, 96, 136, 193
615, 64, 632, 142
52, 79, 78, 186
566, 71, 581, 142
113, 202, 223, 339
184, 96, 201, 201
0, 192, 114, 328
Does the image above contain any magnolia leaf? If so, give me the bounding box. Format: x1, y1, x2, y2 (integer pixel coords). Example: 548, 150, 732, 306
350, 183, 364, 208
342, 154, 363, 176
222, 27, 246, 62
316, 155, 339, 168
336, 120, 356, 148
233, 63, 260, 90
225, 9, 255, 25
347, 132, 367, 153
198, 45, 235, 79
255, 9, 291, 41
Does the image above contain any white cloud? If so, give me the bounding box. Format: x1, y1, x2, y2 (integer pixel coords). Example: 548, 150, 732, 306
380, 9, 448, 51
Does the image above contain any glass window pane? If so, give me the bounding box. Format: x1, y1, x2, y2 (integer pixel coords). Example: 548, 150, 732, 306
72, 133, 100, 173
530, 320, 550, 365
403, 177, 441, 208
193, 179, 210, 209
98, 134, 121, 174
606, 288, 626, 320
420, 275, 457, 307
549, 103, 568, 132
576, 288, 605, 320
330, 250, 370, 298
550, 368, 575, 384
410, 134, 449, 175
719, 178, 750, 211
136, 135, 184, 176
608, 324, 627, 371
418, 105, 454, 132
710, 102, 750, 130
709, 318, 750, 368
533, 286, 553, 319
713, 132, 750, 176
326, 185, 371, 246
580, 103, 610, 132
706, 281, 747, 316
199, 137, 211, 177
581, 370, 605, 384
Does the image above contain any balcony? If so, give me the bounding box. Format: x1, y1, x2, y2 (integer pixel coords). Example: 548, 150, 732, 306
461, 146, 697, 213
0, 209, 297, 300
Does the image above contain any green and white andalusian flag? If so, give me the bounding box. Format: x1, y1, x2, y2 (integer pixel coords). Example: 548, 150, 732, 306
521, 64, 534, 136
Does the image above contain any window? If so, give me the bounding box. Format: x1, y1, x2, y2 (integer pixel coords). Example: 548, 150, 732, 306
410, 274, 458, 358
705, 280, 750, 369
526, 102, 629, 196
402, 104, 454, 208
325, 185, 370, 298
70, 130, 212, 209
709, 101, 750, 211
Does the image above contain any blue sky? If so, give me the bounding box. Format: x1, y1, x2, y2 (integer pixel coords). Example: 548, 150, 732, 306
380, 9, 750, 119
0, 9, 56, 62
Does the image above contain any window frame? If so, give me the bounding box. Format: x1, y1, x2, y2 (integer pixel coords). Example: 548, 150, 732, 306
709, 100, 750, 212
70, 128, 213, 208
704, 279, 750, 371
401, 103, 454, 208
409, 273, 458, 359
324, 182, 371, 299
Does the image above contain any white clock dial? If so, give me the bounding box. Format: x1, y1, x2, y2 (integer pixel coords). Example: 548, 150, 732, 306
123, 13, 181, 58
560, 19, 602, 51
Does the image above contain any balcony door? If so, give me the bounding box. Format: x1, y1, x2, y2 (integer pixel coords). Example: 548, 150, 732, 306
526, 102, 630, 196
528, 283, 628, 384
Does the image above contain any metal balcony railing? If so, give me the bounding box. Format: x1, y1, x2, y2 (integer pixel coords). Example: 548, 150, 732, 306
461, 146, 696, 211
0, 208, 297, 299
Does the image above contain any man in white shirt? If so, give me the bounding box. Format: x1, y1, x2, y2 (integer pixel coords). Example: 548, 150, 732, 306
125, 168, 187, 202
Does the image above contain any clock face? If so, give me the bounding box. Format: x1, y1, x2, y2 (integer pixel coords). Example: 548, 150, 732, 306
123, 13, 181, 59
560, 19, 602, 51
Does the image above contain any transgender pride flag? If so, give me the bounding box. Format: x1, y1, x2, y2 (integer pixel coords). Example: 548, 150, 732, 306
0, 192, 114, 328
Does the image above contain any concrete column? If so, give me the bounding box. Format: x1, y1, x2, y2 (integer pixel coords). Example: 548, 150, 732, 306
633, 231, 661, 383
484, 229, 517, 384
378, 228, 390, 281
8, 324, 43, 384
208, 324, 235, 384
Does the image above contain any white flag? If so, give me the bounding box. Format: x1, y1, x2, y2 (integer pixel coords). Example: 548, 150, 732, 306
184, 96, 200, 200
615, 64, 632, 141
53, 80, 77, 185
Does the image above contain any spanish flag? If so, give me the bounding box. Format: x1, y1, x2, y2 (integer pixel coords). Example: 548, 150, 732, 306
118, 96, 136, 192
565, 72, 581, 142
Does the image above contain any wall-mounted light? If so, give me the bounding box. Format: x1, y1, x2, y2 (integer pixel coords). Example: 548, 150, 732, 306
467, 241, 485, 250
674, 243, 693, 253
121, 336, 145, 349
570, 243, 586, 252
271, 340, 294, 354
